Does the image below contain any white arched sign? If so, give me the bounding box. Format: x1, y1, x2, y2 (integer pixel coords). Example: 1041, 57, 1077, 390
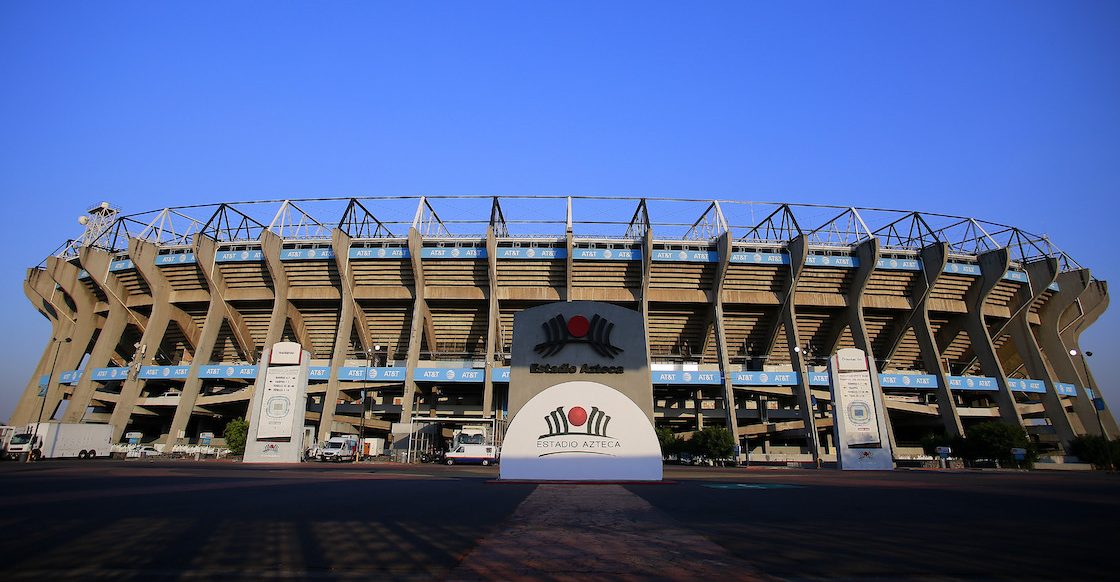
500, 380, 663, 481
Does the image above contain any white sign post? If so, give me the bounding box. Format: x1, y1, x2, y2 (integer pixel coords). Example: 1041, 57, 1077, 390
828, 347, 894, 470
243, 342, 310, 463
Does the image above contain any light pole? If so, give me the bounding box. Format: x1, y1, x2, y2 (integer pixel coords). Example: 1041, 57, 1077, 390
1071, 348, 1113, 469
30, 337, 71, 462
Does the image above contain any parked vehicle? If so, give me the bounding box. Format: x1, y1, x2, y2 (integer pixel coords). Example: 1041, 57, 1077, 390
5, 422, 114, 461
0, 426, 17, 461
319, 436, 358, 462
125, 445, 163, 458
445, 443, 498, 466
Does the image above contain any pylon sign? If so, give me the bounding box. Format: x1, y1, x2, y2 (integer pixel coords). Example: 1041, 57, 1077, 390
828, 347, 894, 470
501, 302, 662, 481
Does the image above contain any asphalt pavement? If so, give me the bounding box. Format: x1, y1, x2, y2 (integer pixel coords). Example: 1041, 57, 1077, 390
0, 460, 1116, 580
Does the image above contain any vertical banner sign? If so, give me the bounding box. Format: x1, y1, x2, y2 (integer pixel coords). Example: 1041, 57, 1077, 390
256, 366, 300, 439
828, 347, 894, 470
243, 341, 311, 464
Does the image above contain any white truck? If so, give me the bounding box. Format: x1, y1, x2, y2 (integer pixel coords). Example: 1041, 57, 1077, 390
0, 425, 17, 461
5, 422, 114, 461
445, 443, 499, 465
319, 435, 358, 462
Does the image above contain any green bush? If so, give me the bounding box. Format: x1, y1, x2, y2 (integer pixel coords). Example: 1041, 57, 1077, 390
690, 426, 736, 463
656, 427, 684, 458
1069, 435, 1120, 470
965, 421, 1036, 468
223, 417, 250, 456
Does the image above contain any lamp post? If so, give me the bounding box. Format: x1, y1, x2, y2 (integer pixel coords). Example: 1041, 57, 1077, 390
29, 337, 72, 462
1071, 348, 1113, 469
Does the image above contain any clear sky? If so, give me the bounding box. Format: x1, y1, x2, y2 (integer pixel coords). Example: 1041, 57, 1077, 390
1, 1, 1117, 422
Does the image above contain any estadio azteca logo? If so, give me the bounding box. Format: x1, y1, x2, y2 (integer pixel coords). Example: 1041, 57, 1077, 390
541, 405, 611, 438
534, 314, 624, 358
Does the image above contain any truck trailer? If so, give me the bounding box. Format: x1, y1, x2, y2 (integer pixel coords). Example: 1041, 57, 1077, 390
5, 422, 114, 461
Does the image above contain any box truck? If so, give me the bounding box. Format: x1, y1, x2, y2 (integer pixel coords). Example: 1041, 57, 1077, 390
5, 422, 114, 461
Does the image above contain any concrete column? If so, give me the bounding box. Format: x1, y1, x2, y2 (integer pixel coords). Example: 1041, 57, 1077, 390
783, 235, 821, 462
565, 228, 574, 302
483, 227, 498, 417
844, 239, 898, 451
1036, 269, 1098, 434
1064, 280, 1116, 435
1007, 259, 1078, 449
261, 231, 293, 347
913, 243, 965, 437
12, 267, 79, 425
400, 228, 428, 423
712, 232, 740, 444
317, 229, 357, 441
166, 235, 229, 444
964, 249, 1022, 427
25, 266, 96, 424
107, 239, 174, 442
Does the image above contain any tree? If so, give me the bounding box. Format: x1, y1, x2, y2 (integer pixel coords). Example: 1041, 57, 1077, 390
965, 421, 1036, 467
656, 427, 683, 459
224, 417, 250, 456
1069, 435, 1119, 470
691, 426, 735, 464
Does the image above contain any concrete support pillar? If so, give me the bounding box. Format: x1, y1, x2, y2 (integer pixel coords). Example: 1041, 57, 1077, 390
401, 228, 428, 423
11, 266, 79, 425
24, 267, 95, 424
843, 239, 898, 451
1006, 259, 1078, 449
965, 249, 1022, 427
1036, 270, 1099, 435
1064, 280, 1116, 436
913, 243, 965, 437
483, 227, 498, 418
107, 239, 173, 442
783, 235, 821, 462
712, 233, 740, 445
317, 229, 357, 441
166, 236, 229, 444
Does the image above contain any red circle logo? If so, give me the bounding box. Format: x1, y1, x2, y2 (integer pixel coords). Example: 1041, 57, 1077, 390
567, 406, 588, 426
567, 315, 590, 338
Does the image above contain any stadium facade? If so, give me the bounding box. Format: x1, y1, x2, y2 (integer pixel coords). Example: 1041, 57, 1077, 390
12, 196, 1115, 462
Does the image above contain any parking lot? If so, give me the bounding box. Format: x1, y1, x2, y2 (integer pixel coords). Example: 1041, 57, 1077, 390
0, 460, 1117, 579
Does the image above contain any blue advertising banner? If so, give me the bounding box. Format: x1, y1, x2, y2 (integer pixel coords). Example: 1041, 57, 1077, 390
875, 257, 923, 271
309, 367, 330, 380
92, 367, 130, 382
1048, 282, 1060, 292
138, 366, 191, 380
336, 367, 408, 381
572, 248, 642, 261
1003, 270, 1029, 283
730, 371, 800, 386
413, 368, 486, 382
493, 367, 511, 382
729, 251, 789, 265
804, 255, 857, 268
651, 250, 718, 263
215, 249, 264, 262
808, 372, 830, 386
495, 247, 565, 259
280, 248, 335, 261
38, 374, 49, 387
78, 269, 90, 279
420, 247, 485, 259
348, 246, 409, 259
651, 370, 723, 385
944, 263, 981, 276
155, 253, 196, 265
1007, 378, 1046, 393
878, 373, 938, 390
59, 370, 82, 384
1055, 382, 1077, 397
109, 259, 134, 271
948, 375, 998, 391
197, 365, 259, 379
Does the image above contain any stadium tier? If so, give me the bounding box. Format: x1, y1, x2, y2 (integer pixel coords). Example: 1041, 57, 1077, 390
14, 197, 1114, 463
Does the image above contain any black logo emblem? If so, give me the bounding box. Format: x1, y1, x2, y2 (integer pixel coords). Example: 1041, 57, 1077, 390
541, 406, 611, 438
533, 314, 624, 359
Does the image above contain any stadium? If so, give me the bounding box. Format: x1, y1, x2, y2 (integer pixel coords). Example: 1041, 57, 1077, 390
11, 196, 1115, 464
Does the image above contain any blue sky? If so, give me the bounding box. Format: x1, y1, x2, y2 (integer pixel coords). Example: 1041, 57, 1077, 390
1, 1, 1117, 422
